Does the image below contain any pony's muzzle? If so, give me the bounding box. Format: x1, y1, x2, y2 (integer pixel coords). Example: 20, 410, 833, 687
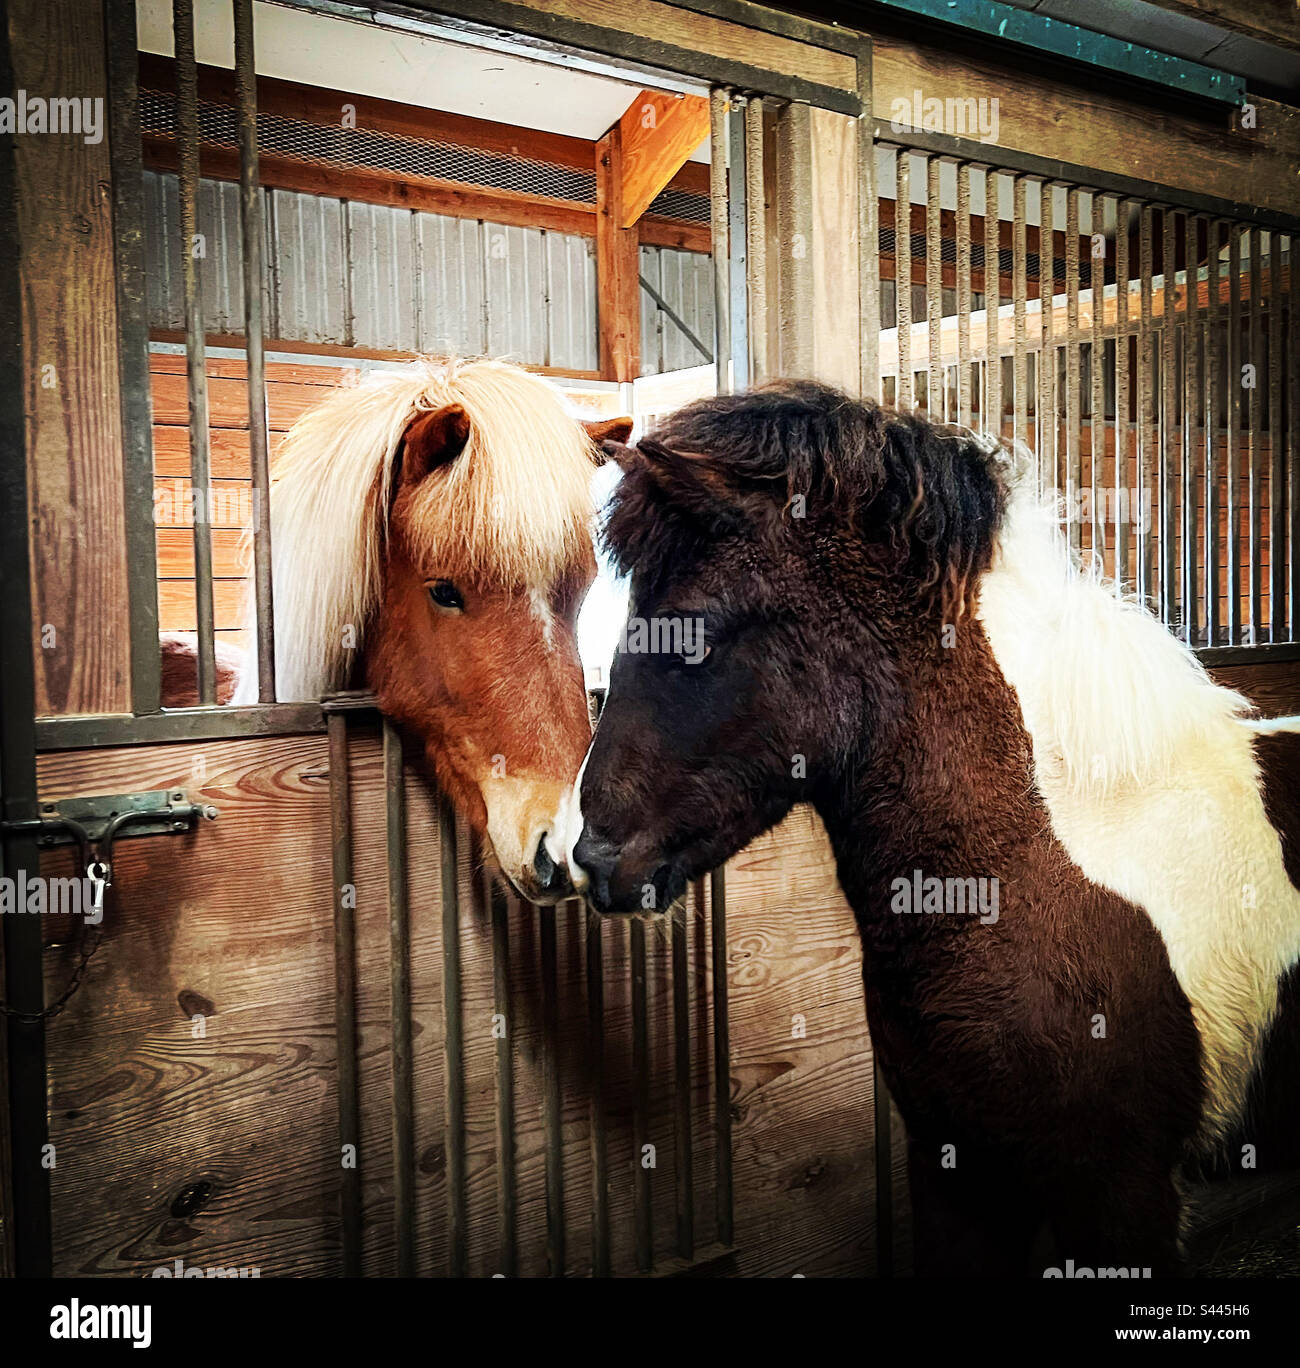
573, 827, 685, 914
528, 832, 574, 903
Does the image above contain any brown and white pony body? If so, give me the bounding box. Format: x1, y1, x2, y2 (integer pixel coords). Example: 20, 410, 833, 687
178, 357, 627, 902
569, 383, 1300, 1273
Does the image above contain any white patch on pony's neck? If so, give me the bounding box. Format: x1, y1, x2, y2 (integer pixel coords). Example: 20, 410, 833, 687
529, 586, 557, 652
978, 481, 1300, 1147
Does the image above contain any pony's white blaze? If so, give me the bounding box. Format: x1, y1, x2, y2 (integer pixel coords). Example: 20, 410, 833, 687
529, 586, 557, 651
232, 358, 596, 703
978, 484, 1300, 1145
552, 741, 593, 891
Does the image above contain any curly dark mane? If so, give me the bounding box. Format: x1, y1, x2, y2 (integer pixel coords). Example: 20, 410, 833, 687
604, 381, 1012, 620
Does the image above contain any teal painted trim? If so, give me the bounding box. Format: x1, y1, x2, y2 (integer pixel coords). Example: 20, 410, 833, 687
868, 0, 1245, 105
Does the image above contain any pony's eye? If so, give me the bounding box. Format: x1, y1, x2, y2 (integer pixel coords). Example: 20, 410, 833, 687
428, 580, 464, 612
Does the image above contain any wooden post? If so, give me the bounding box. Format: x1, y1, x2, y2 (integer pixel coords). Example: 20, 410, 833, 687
12, 0, 130, 715
596, 126, 640, 383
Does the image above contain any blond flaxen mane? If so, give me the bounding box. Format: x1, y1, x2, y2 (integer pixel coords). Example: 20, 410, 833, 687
233, 357, 597, 703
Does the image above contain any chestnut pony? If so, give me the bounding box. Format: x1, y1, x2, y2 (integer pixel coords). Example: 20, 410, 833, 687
172, 357, 629, 903
569, 382, 1300, 1274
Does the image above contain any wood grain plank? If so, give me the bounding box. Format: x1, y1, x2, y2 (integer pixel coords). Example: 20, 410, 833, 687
15, 0, 130, 715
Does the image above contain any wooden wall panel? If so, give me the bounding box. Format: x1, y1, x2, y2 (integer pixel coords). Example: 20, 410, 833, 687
13, 0, 130, 716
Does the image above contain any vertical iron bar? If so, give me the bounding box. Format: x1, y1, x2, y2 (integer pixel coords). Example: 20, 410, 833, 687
383, 720, 414, 1276
1012, 174, 1029, 451
540, 904, 564, 1276
896, 151, 912, 409
956, 162, 972, 430
1227, 225, 1242, 643
984, 169, 1001, 438
744, 96, 767, 386
631, 917, 652, 1272
173, 0, 216, 703
873, 1057, 893, 1277
1160, 209, 1178, 627
587, 911, 610, 1275
439, 792, 466, 1276
1205, 222, 1223, 645
1138, 206, 1156, 610
1065, 186, 1081, 555
1183, 215, 1202, 643
1248, 231, 1263, 642
328, 712, 361, 1276
0, 0, 51, 1267
671, 898, 694, 1261
1089, 194, 1105, 573
1114, 200, 1131, 592
925, 155, 941, 417
1290, 233, 1299, 641
727, 102, 749, 393
857, 46, 879, 401
491, 879, 517, 1277
107, 0, 161, 716
1038, 183, 1057, 496
709, 88, 730, 396
233, 0, 275, 701
1267, 230, 1284, 642
711, 867, 733, 1247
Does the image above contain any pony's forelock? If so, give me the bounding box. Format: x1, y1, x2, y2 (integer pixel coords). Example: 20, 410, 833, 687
238, 358, 595, 702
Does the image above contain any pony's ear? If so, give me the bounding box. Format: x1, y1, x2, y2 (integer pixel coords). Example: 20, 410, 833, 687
582, 416, 634, 464
401, 404, 470, 484
629, 436, 738, 522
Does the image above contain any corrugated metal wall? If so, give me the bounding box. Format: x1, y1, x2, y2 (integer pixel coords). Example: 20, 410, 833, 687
145, 171, 710, 376
639, 244, 714, 376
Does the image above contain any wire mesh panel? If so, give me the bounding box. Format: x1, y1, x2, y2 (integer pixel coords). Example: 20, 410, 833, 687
875, 139, 1298, 647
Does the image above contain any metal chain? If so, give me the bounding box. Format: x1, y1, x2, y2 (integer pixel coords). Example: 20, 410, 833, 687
0, 864, 109, 1025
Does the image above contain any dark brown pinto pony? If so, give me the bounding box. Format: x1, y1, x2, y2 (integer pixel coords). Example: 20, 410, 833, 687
570, 381, 1300, 1275
163, 358, 630, 904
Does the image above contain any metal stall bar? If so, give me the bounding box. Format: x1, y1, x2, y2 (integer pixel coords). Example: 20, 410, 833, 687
857, 45, 880, 403
0, 0, 51, 1271
327, 712, 361, 1275
1038, 183, 1057, 496
1114, 200, 1132, 593
956, 162, 973, 430
1064, 186, 1082, 555
233, 0, 275, 701
896, 151, 913, 410
491, 879, 517, 1276
587, 912, 610, 1275
540, 905, 564, 1276
926, 155, 942, 417
1012, 174, 1029, 452
107, 0, 161, 717
671, 899, 694, 1260
727, 100, 749, 393
1183, 215, 1203, 643
710, 88, 731, 396
173, 0, 217, 705
1205, 222, 1223, 645
383, 718, 415, 1276
1291, 234, 1299, 641
1226, 226, 1243, 643
439, 791, 467, 1276
745, 96, 767, 386
984, 169, 1000, 437
631, 917, 652, 1272
1248, 231, 1264, 642
1160, 208, 1178, 628
1137, 206, 1156, 610
711, 866, 733, 1247
1267, 231, 1285, 642
1089, 193, 1105, 571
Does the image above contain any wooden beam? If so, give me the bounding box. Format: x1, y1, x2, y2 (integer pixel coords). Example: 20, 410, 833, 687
14, 0, 130, 715
596, 127, 641, 383
616, 90, 710, 227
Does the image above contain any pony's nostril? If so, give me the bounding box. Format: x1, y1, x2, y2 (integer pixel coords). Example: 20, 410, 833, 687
532, 834, 563, 893
573, 829, 619, 910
